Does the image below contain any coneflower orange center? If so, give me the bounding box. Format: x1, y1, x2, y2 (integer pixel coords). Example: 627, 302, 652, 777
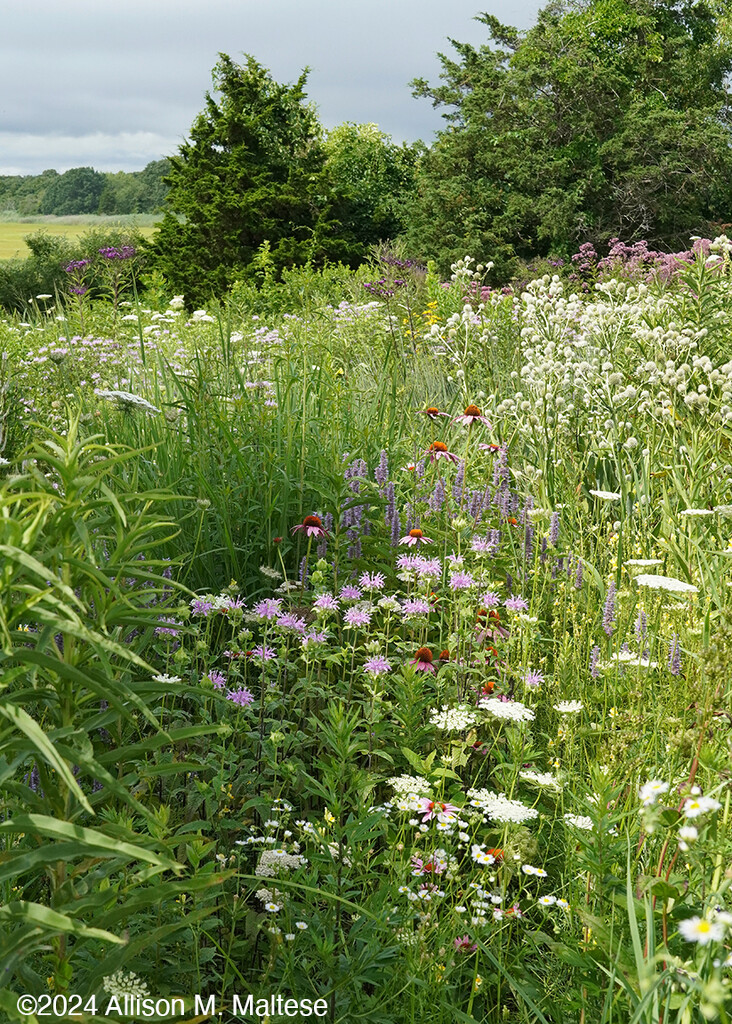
409, 528, 423, 538
464, 404, 481, 416
415, 646, 433, 663
303, 515, 322, 528
426, 406, 440, 415
430, 441, 448, 452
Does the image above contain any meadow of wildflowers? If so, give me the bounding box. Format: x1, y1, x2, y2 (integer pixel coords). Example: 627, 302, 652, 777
2, 240, 732, 1021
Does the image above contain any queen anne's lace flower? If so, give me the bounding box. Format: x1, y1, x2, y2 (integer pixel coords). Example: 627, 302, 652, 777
429, 705, 478, 731
554, 700, 583, 714
479, 698, 535, 723
467, 789, 539, 824
520, 770, 561, 790
634, 574, 698, 593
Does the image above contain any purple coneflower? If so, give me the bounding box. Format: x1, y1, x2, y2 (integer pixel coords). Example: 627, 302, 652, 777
419, 406, 450, 420
410, 647, 436, 673
400, 528, 433, 547
425, 441, 460, 464
453, 404, 491, 427
291, 514, 329, 539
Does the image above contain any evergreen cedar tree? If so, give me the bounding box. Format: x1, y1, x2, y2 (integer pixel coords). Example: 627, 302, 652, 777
406, 0, 732, 280
153, 54, 417, 306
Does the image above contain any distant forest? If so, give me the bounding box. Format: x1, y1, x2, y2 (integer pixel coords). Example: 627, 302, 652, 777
0, 160, 170, 216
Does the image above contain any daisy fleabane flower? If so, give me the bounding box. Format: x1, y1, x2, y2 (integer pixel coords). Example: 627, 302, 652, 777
638, 780, 669, 806
683, 795, 722, 818
678, 916, 725, 945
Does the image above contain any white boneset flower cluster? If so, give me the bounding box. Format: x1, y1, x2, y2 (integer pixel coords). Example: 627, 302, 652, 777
254, 848, 308, 877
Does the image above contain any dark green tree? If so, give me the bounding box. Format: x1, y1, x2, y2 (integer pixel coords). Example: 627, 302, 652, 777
322, 123, 420, 261
38, 166, 107, 216
153, 54, 339, 304
408, 0, 732, 277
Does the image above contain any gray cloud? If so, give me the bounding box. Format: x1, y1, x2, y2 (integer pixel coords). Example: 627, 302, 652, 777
1, 0, 541, 174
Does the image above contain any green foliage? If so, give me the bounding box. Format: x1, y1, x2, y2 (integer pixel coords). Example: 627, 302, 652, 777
408, 0, 732, 277
152, 54, 335, 305
38, 167, 107, 217
322, 123, 420, 262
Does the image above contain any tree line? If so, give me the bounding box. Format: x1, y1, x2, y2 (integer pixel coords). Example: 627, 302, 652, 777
3, 0, 731, 304
0, 160, 171, 217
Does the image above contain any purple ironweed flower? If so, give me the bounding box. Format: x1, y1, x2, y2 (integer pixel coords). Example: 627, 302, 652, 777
668, 634, 682, 676
253, 598, 283, 620
590, 645, 601, 678
226, 686, 255, 707
207, 670, 227, 690
522, 668, 545, 688
155, 617, 181, 636
549, 511, 560, 546
313, 593, 339, 613
251, 645, 276, 662
99, 245, 136, 260
505, 596, 528, 612
191, 598, 215, 617
340, 584, 362, 601
360, 571, 386, 591
401, 598, 431, 617
364, 655, 390, 676
602, 582, 617, 636
64, 259, 91, 273
449, 570, 476, 591
479, 591, 500, 607
276, 612, 307, 633
344, 607, 372, 628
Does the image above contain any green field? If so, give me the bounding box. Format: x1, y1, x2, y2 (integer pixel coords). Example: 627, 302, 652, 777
0, 214, 159, 259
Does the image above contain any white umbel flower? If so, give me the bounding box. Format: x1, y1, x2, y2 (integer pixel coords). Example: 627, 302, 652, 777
95, 389, 160, 415
589, 489, 622, 500
429, 705, 478, 731
634, 574, 698, 594
554, 700, 583, 714
467, 789, 539, 824
479, 698, 535, 723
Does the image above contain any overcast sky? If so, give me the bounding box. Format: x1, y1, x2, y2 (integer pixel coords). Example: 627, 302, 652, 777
1, 0, 542, 176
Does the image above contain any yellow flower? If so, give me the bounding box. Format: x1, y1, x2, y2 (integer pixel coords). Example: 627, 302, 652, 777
473, 975, 483, 992
324, 809, 335, 825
